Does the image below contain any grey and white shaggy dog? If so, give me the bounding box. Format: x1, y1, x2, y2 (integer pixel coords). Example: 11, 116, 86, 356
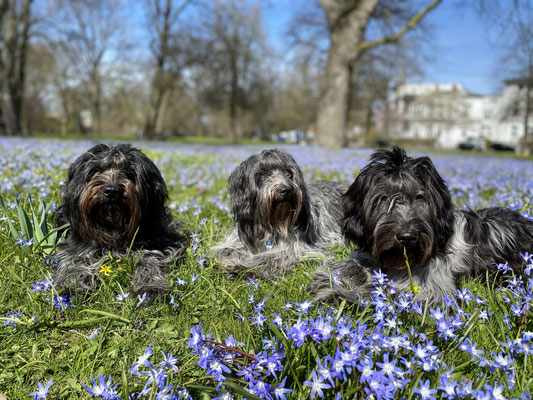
310, 147, 533, 304
54, 143, 187, 295
212, 149, 347, 278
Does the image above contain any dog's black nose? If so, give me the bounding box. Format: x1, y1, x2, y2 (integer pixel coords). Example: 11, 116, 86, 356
103, 185, 121, 199
279, 187, 292, 198
397, 232, 417, 247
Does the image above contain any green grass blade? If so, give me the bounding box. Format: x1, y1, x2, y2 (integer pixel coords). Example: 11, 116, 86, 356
0, 194, 20, 240
79, 309, 131, 324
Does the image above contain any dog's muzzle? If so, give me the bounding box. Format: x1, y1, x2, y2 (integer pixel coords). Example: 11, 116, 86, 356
103, 184, 123, 200
396, 232, 417, 248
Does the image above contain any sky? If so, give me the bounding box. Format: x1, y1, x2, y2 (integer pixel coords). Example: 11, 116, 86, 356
262, 1, 506, 96
418, 2, 502, 95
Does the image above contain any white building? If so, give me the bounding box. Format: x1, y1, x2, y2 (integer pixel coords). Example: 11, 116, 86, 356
380, 80, 533, 149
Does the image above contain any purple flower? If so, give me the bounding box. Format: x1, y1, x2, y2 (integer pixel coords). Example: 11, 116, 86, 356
206, 359, 230, 382
247, 278, 260, 290
29, 379, 53, 400
250, 313, 267, 328
304, 370, 331, 398
159, 351, 179, 373
413, 379, 437, 400
316, 359, 335, 386
376, 352, 402, 378
84, 374, 119, 399
130, 344, 154, 376
273, 376, 293, 400
295, 300, 313, 314
136, 292, 148, 308
116, 292, 129, 301
87, 328, 102, 340
3, 310, 22, 327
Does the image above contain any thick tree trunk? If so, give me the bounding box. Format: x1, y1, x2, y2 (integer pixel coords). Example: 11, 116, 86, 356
1, 0, 31, 136
144, 0, 172, 140
315, 40, 352, 148
315, 0, 377, 149
144, 69, 166, 139
90, 76, 102, 135
229, 44, 239, 143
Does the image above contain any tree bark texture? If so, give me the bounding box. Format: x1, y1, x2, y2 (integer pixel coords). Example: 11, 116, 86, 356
144, 0, 171, 139
0, 0, 32, 136
315, 0, 379, 148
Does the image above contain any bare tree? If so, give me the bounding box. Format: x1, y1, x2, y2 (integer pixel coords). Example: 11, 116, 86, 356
194, 0, 272, 142
47, 0, 132, 135
474, 0, 533, 154
286, 1, 428, 144
142, 0, 194, 139
0, 0, 33, 136
499, 4, 533, 154
315, 0, 441, 148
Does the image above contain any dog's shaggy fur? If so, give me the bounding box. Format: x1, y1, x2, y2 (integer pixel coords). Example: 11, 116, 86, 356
212, 149, 347, 278
310, 147, 533, 304
54, 143, 187, 294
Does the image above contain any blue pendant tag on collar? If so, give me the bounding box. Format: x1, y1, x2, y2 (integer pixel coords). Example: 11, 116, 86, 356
266, 232, 279, 250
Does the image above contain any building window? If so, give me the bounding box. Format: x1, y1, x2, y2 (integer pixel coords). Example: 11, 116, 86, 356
511, 125, 518, 137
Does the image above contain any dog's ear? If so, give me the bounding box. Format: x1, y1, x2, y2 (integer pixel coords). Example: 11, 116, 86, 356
60, 147, 107, 226
133, 149, 169, 211
341, 173, 366, 249
414, 157, 455, 248
229, 157, 261, 248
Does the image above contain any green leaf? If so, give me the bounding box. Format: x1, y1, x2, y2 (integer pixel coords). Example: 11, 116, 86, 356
15, 198, 33, 240
224, 380, 263, 400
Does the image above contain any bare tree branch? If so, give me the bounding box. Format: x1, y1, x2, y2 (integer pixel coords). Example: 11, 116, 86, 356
359, 0, 441, 52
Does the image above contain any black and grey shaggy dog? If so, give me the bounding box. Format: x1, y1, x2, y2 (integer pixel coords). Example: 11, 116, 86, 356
310, 147, 533, 304
212, 149, 347, 278
54, 143, 187, 294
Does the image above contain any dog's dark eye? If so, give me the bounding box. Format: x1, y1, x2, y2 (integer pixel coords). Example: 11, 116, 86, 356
415, 193, 425, 201
86, 168, 100, 182
125, 169, 137, 181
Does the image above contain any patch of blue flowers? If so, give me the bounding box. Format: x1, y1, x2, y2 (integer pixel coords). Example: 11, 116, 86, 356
187, 262, 533, 399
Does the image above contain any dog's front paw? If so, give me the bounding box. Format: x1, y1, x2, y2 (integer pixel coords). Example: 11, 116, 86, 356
309, 259, 371, 305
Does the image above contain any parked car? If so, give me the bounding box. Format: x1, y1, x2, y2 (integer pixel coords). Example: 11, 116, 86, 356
489, 142, 515, 152
457, 136, 485, 151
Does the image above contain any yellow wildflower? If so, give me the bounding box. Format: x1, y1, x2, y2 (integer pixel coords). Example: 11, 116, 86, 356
100, 264, 112, 276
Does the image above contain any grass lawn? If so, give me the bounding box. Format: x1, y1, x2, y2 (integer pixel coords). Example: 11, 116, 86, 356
0, 137, 531, 399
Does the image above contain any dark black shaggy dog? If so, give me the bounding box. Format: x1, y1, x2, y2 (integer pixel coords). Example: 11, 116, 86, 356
212, 149, 347, 278
310, 147, 533, 304
54, 143, 187, 294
